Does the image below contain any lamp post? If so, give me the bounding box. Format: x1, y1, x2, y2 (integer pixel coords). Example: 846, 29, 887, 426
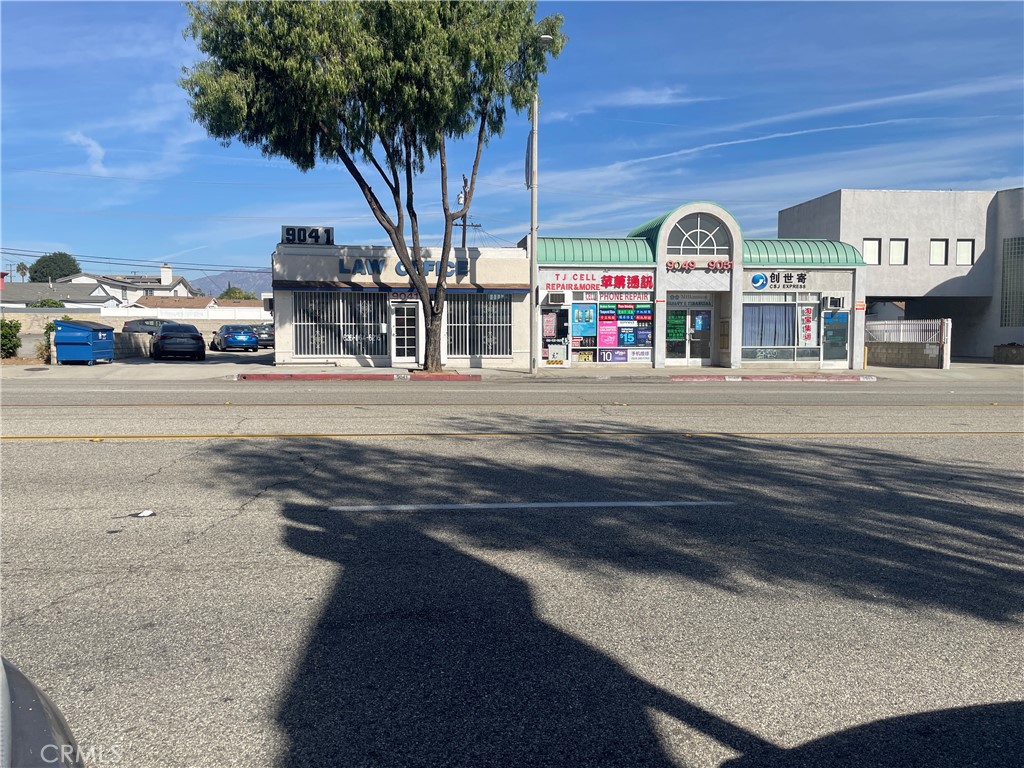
528, 34, 553, 375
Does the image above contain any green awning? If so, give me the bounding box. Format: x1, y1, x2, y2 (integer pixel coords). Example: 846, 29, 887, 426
537, 237, 656, 265
742, 239, 864, 266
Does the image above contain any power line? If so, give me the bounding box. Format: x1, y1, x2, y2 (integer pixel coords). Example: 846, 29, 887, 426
0, 248, 271, 274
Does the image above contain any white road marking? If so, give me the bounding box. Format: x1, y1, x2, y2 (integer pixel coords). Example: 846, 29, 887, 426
328, 500, 733, 512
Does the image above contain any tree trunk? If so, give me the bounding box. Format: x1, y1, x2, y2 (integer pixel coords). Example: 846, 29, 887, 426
422, 304, 445, 372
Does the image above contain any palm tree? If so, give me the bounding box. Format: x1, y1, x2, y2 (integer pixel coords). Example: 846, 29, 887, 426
15, 262, 28, 282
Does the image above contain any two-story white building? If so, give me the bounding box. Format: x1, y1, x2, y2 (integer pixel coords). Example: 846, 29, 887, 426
779, 188, 1024, 357
56, 264, 201, 306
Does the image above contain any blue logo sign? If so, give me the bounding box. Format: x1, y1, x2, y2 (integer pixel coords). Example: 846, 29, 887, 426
751, 273, 768, 290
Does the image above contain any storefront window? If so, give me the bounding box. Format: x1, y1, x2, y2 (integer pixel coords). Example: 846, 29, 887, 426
742, 304, 795, 346
294, 292, 388, 357
447, 294, 512, 356
742, 292, 823, 361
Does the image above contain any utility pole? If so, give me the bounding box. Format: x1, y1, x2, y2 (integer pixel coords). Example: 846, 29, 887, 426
455, 174, 480, 249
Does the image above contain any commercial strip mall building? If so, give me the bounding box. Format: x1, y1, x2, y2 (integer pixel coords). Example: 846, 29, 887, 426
271, 188, 1023, 370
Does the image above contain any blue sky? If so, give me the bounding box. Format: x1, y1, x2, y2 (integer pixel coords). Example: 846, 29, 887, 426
2, 1, 1022, 283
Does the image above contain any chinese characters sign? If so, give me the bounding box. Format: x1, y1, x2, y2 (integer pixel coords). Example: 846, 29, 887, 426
543, 271, 654, 291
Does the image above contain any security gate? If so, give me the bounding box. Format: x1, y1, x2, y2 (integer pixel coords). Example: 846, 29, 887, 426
293, 292, 388, 358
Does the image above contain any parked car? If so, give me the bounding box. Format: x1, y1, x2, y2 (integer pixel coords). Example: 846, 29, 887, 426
210, 324, 259, 352
253, 323, 275, 348
151, 323, 206, 361
122, 318, 166, 335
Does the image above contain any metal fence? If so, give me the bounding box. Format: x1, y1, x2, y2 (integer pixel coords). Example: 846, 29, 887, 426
865, 319, 943, 343
293, 292, 388, 357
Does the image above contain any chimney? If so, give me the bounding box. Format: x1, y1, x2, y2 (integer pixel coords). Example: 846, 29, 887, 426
160, 264, 172, 285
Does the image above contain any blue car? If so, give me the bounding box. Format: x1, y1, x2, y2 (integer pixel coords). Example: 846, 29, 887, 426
210, 324, 259, 352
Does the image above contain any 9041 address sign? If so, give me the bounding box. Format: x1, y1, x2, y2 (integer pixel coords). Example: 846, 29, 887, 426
281, 226, 335, 246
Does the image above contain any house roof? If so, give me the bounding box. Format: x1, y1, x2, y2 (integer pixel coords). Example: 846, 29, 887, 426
215, 299, 265, 308
133, 296, 215, 309
56, 272, 201, 296
0, 282, 117, 305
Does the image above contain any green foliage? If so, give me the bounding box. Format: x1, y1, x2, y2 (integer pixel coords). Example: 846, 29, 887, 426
0, 318, 22, 358
38, 315, 72, 363
181, 1, 565, 371
15, 262, 29, 281
218, 285, 257, 300
182, 1, 565, 172
28, 251, 81, 282
28, 298, 66, 308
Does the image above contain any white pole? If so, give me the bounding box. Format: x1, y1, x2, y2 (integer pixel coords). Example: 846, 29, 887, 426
529, 91, 539, 374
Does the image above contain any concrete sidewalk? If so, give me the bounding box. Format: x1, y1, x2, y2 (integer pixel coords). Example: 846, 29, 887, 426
2, 355, 1021, 384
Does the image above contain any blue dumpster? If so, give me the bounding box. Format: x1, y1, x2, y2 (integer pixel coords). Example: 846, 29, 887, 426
53, 320, 115, 365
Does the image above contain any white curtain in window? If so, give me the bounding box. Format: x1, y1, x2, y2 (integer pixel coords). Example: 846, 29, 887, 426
742, 305, 795, 346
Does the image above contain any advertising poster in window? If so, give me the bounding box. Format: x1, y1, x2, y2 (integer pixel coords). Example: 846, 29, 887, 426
598, 304, 619, 347
591, 302, 654, 362
571, 303, 598, 361
798, 304, 819, 347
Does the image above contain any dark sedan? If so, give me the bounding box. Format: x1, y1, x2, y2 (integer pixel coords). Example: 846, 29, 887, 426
253, 323, 275, 348
122, 318, 166, 335
151, 324, 206, 361
211, 324, 259, 352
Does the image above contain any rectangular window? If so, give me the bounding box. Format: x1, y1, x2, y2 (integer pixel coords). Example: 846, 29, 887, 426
956, 239, 975, 266
1001, 237, 1024, 327
888, 239, 908, 265
862, 238, 881, 265
293, 291, 388, 357
742, 304, 795, 346
446, 293, 512, 356
929, 239, 948, 266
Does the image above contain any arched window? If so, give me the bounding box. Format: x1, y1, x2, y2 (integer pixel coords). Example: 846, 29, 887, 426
667, 213, 732, 257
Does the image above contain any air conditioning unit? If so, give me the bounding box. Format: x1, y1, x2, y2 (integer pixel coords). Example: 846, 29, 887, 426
546, 292, 566, 305
822, 296, 845, 309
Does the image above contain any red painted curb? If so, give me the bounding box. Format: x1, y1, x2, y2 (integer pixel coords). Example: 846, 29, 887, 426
669, 375, 876, 382
238, 373, 397, 381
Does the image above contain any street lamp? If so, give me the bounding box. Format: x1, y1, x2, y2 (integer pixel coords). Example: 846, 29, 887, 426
529, 33, 553, 375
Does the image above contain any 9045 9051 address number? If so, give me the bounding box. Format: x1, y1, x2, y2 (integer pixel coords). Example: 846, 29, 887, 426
666, 260, 733, 272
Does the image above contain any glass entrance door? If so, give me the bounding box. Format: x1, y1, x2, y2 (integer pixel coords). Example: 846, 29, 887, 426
666, 308, 712, 364
390, 303, 419, 365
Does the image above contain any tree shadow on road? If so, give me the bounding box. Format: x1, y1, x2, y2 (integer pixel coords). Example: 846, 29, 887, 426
210, 415, 1022, 765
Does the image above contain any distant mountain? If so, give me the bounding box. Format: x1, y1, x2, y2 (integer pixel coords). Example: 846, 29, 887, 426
189, 269, 272, 298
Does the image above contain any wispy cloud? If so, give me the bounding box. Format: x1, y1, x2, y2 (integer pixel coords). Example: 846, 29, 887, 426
546, 86, 718, 122
617, 118, 952, 167
67, 132, 108, 175
719, 74, 1024, 132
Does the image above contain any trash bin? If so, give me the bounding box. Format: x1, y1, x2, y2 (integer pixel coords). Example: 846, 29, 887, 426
53, 320, 115, 365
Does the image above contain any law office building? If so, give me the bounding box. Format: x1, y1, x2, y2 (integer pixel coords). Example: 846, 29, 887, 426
270, 202, 867, 370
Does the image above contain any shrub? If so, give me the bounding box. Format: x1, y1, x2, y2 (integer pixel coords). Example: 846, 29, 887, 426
1, 318, 23, 358
37, 316, 72, 364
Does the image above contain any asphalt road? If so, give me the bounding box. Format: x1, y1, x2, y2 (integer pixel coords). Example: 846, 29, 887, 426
1, 374, 1022, 768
